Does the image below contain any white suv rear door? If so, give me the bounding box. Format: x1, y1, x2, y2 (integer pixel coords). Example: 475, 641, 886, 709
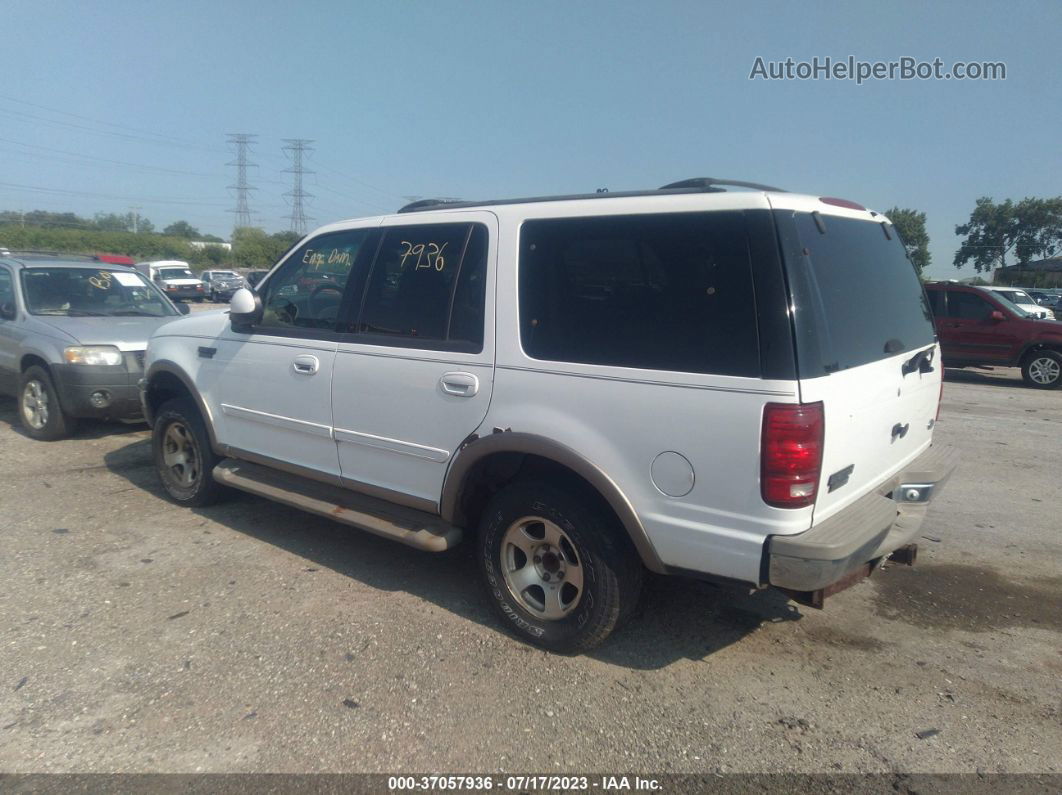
331, 211, 496, 510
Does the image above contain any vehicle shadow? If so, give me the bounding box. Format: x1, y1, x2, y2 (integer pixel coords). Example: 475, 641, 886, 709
102, 438, 802, 670
943, 367, 1029, 389
0, 395, 147, 440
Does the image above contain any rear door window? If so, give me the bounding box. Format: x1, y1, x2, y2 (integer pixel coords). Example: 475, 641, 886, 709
788, 213, 935, 373
518, 211, 760, 377
354, 223, 487, 351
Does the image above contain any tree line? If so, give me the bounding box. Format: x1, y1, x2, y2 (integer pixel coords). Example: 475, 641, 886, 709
0, 209, 300, 269
2, 197, 1060, 278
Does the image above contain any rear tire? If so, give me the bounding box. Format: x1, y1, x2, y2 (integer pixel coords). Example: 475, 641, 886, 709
18, 365, 77, 441
1021, 350, 1062, 389
152, 398, 227, 506
477, 480, 643, 653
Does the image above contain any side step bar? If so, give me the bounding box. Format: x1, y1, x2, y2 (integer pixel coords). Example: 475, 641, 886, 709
212, 458, 462, 552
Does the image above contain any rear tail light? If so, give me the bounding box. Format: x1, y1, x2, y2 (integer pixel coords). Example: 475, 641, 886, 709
761, 402, 824, 509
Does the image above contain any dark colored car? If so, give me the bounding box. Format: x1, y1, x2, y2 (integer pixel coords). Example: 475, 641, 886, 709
199, 270, 245, 302
924, 282, 1062, 388
245, 269, 270, 288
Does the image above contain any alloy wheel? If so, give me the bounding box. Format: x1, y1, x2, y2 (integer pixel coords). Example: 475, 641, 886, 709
21, 380, 49, 430
1028, 356, 1061, 385
162, 421, 200, 488
500, 516, 584, 620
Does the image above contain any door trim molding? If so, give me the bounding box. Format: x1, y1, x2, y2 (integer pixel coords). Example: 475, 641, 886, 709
333, 426, 451, 462
221, 403, 333, 438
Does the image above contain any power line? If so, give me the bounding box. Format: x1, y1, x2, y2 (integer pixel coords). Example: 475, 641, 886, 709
282, 138, 314, 236
226, 133, 257, 231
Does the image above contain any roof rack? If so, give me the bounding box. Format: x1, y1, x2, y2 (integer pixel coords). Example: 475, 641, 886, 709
396, 177, 785, 214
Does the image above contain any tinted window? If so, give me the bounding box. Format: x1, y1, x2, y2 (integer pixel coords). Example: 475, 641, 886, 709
792, 213, 935, 371
926, 288, 945, 316
519, 212, 759, 377
357, 223, 487, 351
258, 228, 370, 331
0, 268, 13, 305
945, 291, 993, 320
19, 267, 177, 317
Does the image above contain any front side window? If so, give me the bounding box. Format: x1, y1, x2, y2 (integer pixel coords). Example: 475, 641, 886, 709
257, 228, 371, 331
519, 212, 760, 377
356, 223, 487, 351
20, 268, 178, 317
945, 291, 993, 320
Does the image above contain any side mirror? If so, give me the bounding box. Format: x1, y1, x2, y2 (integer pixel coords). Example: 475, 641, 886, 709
990, 310, 1006, 321
0, 302, 16, 320
176, 302, 191, 316
229, 288, 263, 328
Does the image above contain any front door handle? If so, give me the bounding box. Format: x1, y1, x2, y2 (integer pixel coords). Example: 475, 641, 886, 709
440, 371, 479, 397
292, 354, 320, 375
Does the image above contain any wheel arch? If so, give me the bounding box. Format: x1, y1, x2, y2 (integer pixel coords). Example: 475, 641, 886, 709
143, 360, 221, 451
1018, 341, 1062, 363
440, 432, 665, 573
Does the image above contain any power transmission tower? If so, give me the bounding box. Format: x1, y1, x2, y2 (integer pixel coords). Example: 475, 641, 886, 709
282, 138, 314, 236
226, 133, 258, 232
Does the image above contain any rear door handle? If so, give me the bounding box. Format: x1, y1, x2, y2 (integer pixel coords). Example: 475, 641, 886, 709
440, 371, 479, 397
292, 354, 320, 375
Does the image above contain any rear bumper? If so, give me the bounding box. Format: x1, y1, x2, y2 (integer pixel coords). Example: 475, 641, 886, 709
766, 444, 959, 595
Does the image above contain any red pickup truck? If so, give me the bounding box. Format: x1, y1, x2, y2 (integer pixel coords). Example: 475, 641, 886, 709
924, 282, 1062, 388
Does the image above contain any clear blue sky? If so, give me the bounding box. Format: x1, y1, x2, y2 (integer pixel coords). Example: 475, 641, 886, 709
1, 0, 1058, 278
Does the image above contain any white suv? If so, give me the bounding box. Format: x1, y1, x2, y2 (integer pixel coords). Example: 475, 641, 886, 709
140, 178, 957, 652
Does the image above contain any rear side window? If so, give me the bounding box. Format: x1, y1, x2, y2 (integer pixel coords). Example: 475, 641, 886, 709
356, 223, 487, 351
790, 213, 935, 372
519, 212, 760, 377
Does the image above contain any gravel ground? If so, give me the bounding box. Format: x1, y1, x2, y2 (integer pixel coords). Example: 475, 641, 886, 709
0, 365, 1059, 774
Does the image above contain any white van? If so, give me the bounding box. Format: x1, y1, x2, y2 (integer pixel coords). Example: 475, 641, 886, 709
134, 260, 204, 302
140, 178, 957, 652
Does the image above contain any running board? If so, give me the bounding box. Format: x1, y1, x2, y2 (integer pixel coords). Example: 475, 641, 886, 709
212, 458, 462, 552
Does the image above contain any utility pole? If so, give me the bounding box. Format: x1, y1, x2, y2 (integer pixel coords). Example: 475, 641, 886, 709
282, 139, 314, 236
226, 133, 258, 232
130, 205, 141, 234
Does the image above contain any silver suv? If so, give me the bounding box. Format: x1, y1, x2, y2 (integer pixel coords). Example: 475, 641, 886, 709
140, 179, 957, 652
0, 255, 188, 440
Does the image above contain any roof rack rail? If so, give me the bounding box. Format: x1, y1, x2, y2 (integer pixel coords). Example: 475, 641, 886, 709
397, 198, 466, 214
658, 177, 786, 192
395, 177, 785, 214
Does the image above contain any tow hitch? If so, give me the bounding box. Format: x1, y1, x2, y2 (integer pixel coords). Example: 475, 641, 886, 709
780, 543, 918, 609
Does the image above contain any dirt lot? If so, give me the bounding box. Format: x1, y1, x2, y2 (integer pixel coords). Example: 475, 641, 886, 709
0, 364, 1059, 774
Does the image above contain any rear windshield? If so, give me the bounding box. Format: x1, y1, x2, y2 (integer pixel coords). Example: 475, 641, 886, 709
787, 212, 935, 373
994, 289, 1034, 305
519, 211, 760, 377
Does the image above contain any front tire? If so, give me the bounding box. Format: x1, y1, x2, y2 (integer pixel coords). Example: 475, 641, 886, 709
152, 398, 227, 506
1021, 350, 1062, 389
477, 481, 642, 653
18, 365, 77, 441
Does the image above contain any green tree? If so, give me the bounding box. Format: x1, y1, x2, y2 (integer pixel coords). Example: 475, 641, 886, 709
954, 197, 1062, 273
885, 207, 930, 275
163, 220, 201, 238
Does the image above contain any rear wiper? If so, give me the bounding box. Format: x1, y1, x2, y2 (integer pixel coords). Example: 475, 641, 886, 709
901, 347, 935, 376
